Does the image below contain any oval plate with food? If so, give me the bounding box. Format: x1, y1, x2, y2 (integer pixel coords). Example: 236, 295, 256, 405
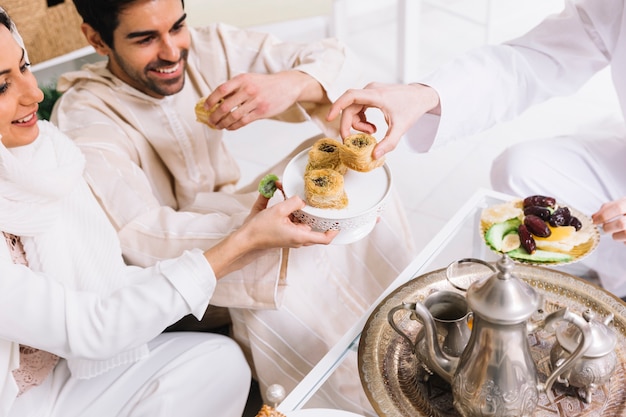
480, 195, 600, 266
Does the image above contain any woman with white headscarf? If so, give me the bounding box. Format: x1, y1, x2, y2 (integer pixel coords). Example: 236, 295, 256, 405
0, 7, 337, 416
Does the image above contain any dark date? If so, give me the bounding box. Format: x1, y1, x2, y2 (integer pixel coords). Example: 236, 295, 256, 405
523, 195, 556, 209
548, 207, 571, 227
518, 224, 536, 254
524, 214, 552, 238
569, 216, 582, 231
523, 206, 551, 221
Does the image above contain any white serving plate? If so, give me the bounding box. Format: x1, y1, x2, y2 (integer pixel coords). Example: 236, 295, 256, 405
282, 148, 392, 245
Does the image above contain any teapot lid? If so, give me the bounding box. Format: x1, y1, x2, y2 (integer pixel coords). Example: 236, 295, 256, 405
556, 309, 617, 357
466, 255, 539, 324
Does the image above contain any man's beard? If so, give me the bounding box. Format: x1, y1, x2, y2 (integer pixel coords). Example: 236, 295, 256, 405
113, 48, 189, 97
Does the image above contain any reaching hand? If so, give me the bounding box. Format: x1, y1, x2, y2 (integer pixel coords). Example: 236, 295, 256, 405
327, 82, 441, 159
592, 197, 626, 244
201, 71, 326, 130
204, 193, 337, 279
242, 194, 338, 249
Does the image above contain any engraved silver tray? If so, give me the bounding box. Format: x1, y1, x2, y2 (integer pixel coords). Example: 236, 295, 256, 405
358, 263, 626, 416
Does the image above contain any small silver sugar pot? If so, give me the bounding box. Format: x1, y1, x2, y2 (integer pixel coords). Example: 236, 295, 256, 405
550, 309, 617, 403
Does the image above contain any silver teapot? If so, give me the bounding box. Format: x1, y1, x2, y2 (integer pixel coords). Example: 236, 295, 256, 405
388, 255, 593, 417
550, 308, 617, 403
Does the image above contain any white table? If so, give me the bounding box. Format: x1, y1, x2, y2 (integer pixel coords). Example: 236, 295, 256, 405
277, 187, 593, 414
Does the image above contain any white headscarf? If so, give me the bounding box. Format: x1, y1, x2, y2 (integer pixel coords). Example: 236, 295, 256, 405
0, 121, 85, 236
1, 7, 27, 63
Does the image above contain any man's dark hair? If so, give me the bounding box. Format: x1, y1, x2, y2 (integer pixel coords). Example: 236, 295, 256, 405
72, 0, 185, 48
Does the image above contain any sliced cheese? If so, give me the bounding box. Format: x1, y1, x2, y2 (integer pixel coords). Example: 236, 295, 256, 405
482, 200, 523, 225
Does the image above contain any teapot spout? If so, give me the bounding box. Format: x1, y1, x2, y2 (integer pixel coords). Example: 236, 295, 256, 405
412, 301, 458, 383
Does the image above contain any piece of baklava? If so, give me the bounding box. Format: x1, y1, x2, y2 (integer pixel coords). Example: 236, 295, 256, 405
194, 97, 223, 127
305, 137, 347, 174
340, 133, 385, 172
304, 168, 348, 209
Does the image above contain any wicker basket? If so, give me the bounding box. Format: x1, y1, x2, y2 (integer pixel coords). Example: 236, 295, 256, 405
3, 0, 89, 65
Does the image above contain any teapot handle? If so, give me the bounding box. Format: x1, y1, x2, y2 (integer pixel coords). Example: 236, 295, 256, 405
387, 302, 420, 353
540, 308, 593, 403
445, 258, 497, 291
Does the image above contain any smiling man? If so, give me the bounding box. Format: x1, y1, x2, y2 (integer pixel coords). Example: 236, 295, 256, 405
50, 0, 415, 413
102, 9, 190, 98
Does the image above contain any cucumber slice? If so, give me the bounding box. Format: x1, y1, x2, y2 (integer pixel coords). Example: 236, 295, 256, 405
485, 218, 522, 251
507, 248, 573, 263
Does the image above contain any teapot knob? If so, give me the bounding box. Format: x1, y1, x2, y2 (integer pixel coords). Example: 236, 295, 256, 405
582, 309, 595, 322
582, 308, 615, 326
496, 254, 515, 278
